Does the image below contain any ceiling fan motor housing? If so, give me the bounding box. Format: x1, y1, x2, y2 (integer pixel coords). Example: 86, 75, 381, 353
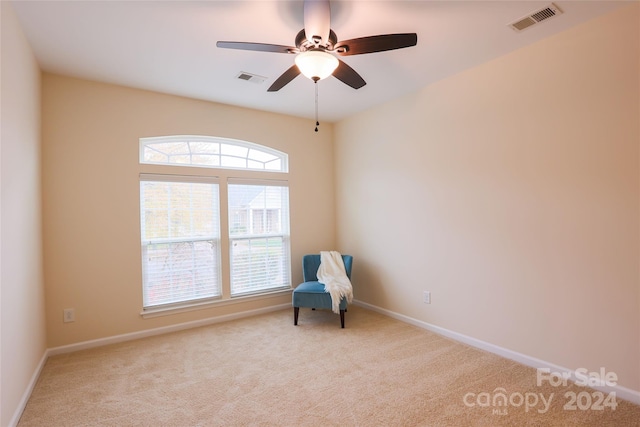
295, 29, 338, 52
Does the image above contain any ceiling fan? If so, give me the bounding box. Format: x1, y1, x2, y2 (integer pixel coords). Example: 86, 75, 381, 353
216, 0, 418, 92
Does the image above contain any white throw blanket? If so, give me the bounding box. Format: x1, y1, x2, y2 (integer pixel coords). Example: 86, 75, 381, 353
317, 251, 353, 314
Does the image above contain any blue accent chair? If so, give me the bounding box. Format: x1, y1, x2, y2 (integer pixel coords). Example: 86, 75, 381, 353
292, 254, 353, 328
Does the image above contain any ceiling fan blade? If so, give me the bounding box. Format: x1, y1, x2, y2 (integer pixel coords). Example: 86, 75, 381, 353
333, 33, 417, 56
333, 59, 366, 90
216, 41, 297, 54
304, 0, 331, 46
267, 65, 301, 92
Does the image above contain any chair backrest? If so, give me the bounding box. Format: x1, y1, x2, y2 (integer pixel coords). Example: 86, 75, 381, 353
302, 254, 353, 282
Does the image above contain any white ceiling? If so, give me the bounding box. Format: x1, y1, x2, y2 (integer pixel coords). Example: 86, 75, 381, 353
11, 1, 627, 123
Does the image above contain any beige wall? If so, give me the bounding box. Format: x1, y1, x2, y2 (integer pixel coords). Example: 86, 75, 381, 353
1, 2, 46, 425
41, 74, 336, 347
335, 4, 639, 391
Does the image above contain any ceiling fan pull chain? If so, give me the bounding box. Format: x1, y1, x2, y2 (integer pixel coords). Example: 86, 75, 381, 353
315, 79, 319, 132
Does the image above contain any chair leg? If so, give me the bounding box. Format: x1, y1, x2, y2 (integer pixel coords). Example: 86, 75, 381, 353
294, 307, 299, 325
340, 309, 345, 328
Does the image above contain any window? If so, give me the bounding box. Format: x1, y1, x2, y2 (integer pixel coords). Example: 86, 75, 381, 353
140, 135, 288, 172
140, 175, 222, 309
228, 180, 291, 296
139, 136, 291, 313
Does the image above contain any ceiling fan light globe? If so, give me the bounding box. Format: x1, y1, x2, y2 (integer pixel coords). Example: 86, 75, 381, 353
295, 50, 339, 81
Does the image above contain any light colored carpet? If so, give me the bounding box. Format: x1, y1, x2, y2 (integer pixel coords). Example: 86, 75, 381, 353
18, 306, 640, 426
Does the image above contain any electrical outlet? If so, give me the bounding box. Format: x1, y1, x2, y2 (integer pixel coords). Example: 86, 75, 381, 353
423, 291, 431, 304
63, 308, 75, 323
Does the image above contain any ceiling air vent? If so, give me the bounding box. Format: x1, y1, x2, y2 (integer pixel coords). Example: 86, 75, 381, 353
236, 72, 266, 84
509, 3, 563, 32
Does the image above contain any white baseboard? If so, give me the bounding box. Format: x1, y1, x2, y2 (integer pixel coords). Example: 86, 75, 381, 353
9, 351, 48, 427
48, 303, 291, 356
353, 299, 640, 406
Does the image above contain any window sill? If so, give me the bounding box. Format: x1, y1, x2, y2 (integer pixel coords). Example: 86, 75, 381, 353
140, 288, 293, 319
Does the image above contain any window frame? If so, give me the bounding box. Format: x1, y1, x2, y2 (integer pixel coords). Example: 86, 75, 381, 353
139, 174, 223, 311
227, 178, 291, 297
138, 136, 292, 317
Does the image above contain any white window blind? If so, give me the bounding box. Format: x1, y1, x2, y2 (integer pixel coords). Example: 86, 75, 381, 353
228, 180, 291, 296
140, 175, 221, 309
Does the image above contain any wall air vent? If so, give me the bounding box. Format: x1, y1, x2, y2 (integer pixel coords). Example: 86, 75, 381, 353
236, 72, 266, 84
509, 3, 563, 32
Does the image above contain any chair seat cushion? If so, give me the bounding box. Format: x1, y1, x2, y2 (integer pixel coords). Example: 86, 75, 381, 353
292, 281, 347, 310
295, 281, 326, 293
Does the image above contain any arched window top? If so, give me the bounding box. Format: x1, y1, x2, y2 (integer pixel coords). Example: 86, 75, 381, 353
140, 135, 288, 173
